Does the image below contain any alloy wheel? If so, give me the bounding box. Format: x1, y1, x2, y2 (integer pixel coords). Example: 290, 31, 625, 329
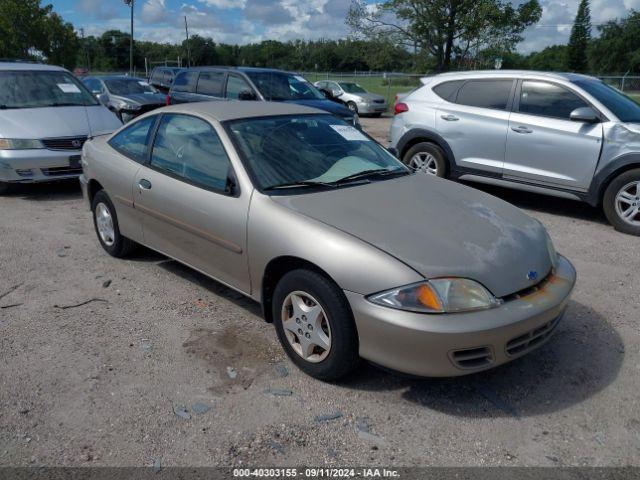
281, 291, 332, 363
95, 203, 115, 247
615, 181, 640, 226
409, 152, 438, 175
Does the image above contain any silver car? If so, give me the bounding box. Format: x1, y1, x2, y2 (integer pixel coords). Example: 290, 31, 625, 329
80, 101, 575, 381
315, 80, 388, 117
390, 70, 640, 236
0, 63, 122, 194
82, 76, 166, 123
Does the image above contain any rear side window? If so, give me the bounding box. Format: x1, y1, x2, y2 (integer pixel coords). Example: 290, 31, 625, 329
519, 81, 588, 120
433, 80, 464, 101
108, 116, 157, 163
197, 72, 225, 97
150, 114, 232, 192
226, 75, 254, 100
456, 80, 513, 110
172, 71, 198, 92
150, 69, 162, 83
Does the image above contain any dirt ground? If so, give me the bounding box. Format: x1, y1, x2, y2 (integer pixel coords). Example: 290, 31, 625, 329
0, 116, 638, 468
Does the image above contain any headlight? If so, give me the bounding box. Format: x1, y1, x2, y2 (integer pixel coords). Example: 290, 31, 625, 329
0, 139, 44, 150
367, 279, 500, 314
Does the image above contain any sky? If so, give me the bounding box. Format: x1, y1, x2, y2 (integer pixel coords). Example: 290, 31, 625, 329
51, 0, 640, 54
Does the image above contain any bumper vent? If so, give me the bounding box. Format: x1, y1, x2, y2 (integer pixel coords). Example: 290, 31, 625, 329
506, 315, 561, 357
41, 136, 87, 151
41, 166, 83, 177
451, 346, 493, 370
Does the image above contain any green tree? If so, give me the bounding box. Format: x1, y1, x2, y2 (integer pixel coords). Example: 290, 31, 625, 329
347, 0, 541, 71
589, 11, 640, 74
567, 0, 590, 72
0, 0, 51, 59
527, 45, 568, 71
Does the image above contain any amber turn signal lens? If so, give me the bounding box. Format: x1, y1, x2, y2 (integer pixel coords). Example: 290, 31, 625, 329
416, 284, 443, 311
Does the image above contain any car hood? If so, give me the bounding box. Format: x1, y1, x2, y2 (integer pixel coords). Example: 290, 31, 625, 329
272, 174, 553, 298
282, 98, 353, 117
0, 105, 121, 138
112, 93, 166, 106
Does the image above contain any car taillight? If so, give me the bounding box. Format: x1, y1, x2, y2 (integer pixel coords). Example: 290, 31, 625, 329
165, 94, 171, 106
394, 102, 409, 115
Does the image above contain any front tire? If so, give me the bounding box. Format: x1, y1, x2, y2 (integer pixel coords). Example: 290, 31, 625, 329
272, 269, 359, 381
91, 190, 136, 257
346, 101, 358, 114
402, 142, 448, 178
603, 168, 640, 236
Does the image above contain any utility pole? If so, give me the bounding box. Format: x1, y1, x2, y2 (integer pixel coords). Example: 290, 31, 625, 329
124, 0, 134, 76
184, 16, 191, 68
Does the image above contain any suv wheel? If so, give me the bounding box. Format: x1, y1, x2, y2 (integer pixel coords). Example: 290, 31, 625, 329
603, 168, 640, 236
346, 101, 358, 114
403, 142, 447, 178
91, 190, 137, 257
272, 269, 359, 381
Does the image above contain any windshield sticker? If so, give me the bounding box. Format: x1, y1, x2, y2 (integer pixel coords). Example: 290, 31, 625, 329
57, 83, 81, 94
293, 75, 307, 83
330, 125, 369, 141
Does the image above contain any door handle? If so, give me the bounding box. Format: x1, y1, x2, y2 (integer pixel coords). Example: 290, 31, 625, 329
511, 126, 533, 134
138, 179, 152, 190
440, 114, 459, 121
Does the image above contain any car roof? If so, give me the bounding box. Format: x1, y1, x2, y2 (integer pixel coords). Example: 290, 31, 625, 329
185, 66, 295, 75
0, 62, 67, 72
427, 70, 597, 82
90, 75, 146, 81
160, 100, 325, 122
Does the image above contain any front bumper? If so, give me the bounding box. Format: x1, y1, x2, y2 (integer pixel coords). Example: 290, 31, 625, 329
0, 149, 82, 183
347, 255, 576, 377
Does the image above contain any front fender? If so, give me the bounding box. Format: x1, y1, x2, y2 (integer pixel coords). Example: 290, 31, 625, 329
247, 193, 424, 303
587, 152, 640, 206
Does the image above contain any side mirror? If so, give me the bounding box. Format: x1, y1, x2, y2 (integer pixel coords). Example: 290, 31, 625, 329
570, 107, 600, 123
238, 90, 257, 101
319, 88, 332, 99
333, 90, 343, 98
96, 93, 109, 106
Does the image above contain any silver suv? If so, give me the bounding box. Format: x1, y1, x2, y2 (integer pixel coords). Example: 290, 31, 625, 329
389, 70, 640, 236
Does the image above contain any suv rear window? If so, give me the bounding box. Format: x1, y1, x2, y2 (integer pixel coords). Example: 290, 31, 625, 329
455, 80, 513, 110
197, 71, 225, 97
432, 80, 464, 101
172, 71, 198, 92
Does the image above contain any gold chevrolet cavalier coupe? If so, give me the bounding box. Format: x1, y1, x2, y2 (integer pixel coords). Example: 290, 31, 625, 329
80, 101, 576, 381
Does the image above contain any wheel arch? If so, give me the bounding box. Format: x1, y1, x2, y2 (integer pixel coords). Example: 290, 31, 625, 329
87, 179, 105, 206
588, 154, 640, 206
396, 128, 456, 172
261, 256, 339, 324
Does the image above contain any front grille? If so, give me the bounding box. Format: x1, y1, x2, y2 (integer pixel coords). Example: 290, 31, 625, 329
41, 166, 83, 177
450, 346, 493, 370
506, 315, 561, 357
502, 270, 554, 303
41, 136, 87, 151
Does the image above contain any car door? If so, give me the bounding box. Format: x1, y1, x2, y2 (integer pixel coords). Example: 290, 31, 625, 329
194, 71, 226, 101
100, 115, 160, 243
133, 113, 251, 293
436, 79, 515, 175
169, 71, 199, 104
504, 80, 603, 191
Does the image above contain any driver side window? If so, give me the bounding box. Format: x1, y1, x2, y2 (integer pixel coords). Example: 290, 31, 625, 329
150, 114, 232, 193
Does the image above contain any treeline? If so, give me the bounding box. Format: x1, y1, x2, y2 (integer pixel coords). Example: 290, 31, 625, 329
502, 11, 640, 74
82, 32, 416, 73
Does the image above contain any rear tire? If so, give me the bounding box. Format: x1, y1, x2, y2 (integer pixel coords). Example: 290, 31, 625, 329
402, 142, 448, 178
603, 168, 640, 236
272, 269, 359, 381
91, 190, 137, 257
0, 181, 10, 195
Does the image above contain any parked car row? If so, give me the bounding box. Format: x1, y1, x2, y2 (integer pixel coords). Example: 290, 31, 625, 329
390, 70, 640, 236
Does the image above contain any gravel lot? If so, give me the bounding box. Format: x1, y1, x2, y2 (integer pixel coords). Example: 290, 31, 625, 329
0, 115, 638, 468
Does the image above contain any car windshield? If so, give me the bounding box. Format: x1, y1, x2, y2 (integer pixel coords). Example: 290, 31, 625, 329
227, 114, 409, 191
244, 72, 325, 101
105, 78, 158, 95
0, 70, 98, 109
340, 82, 367, 94
574, 79, 640, 123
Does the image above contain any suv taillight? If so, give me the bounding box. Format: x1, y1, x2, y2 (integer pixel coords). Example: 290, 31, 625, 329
165, 94, 171, 106
394, 102, 409, 115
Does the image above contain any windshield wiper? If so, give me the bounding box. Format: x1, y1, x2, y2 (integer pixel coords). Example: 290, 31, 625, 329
263, 180, 337, 191
335, 168, 408, 185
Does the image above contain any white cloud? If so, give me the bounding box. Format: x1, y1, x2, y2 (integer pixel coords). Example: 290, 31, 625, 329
198, 0, 247, 8
140, 0, 171, 24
